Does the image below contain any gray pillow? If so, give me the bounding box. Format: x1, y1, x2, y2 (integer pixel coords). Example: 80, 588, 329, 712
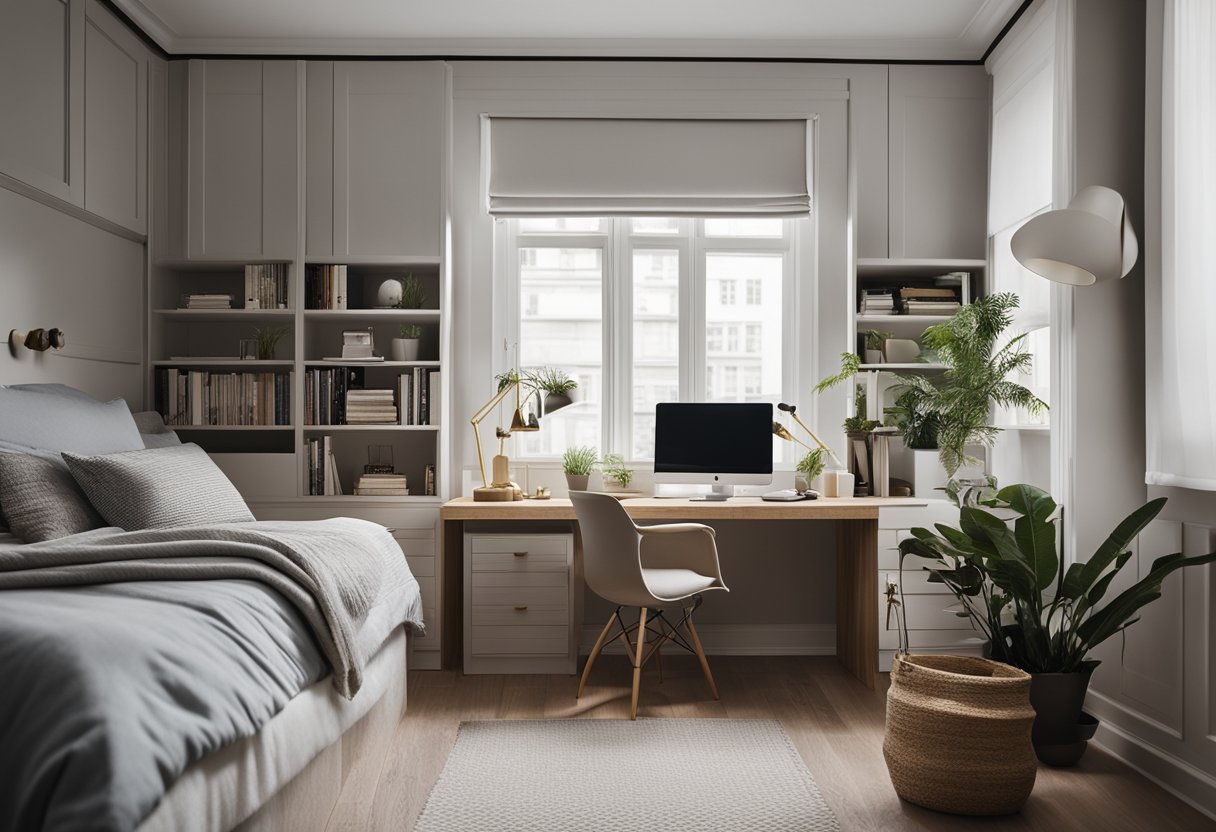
64, 444, 254, 530
0, 454, 105, 542
131, 410, 183, 449
0, 385, 143, 455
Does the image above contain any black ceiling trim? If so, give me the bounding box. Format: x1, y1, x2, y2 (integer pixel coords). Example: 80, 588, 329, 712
98, 0, 170, 59
980, 0, 1035, 64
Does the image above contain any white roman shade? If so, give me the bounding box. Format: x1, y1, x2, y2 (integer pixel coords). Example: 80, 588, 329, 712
484, 117, 811, 217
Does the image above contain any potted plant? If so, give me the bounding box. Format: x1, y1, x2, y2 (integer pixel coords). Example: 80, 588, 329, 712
253, 325, 289, 361
900, 483, 1216, 765
397, 274, 426, 310
864, 330, 892, 364
884, 384, 946, 498
795, 447, 826, 494
562, 445, 597, 492
391, 324, 422, 362
600, 453, 634, 492
527, 367, 578, 414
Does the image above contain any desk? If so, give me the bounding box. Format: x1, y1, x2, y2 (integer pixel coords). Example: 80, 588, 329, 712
440, 495, 927, 689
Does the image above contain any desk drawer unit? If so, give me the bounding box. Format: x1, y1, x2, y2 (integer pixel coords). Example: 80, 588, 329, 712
463, 532, 576, 674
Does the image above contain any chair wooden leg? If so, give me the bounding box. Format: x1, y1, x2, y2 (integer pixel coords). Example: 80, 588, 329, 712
684, 611, 719, 700
578, 612, 618, 699
630, 607, 647, 720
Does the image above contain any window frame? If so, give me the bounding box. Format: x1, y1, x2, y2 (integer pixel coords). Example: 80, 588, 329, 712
496, 217, 798, 463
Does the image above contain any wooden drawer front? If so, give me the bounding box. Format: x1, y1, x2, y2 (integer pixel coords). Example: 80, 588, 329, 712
472, 604, 569, 628
471, 551, 568, 573
471, 571, 567, 590
406, 555, 435, 578
878, 529, 902, 570
469, 536, 569, 556
471, 585, 569, 608
471, 626, 569, 656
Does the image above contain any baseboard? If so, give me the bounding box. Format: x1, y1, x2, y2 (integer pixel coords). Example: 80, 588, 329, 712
579, 623, 836, 656
1092, 719, 1216, 822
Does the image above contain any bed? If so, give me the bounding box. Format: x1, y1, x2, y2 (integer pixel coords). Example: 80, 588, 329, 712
0, 386, 425, 832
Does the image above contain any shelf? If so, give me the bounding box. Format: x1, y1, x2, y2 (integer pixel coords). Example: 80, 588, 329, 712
297, 495, 443, 505
997, 424, 1050, 432
154, 309, 295, 322
305, 256, 440, 268
303, 360, 440, 368
170, 425, 295, 431
302, 425, 439, 432
857, 258, 986, 278
856, 315, 953, 337
303, 309, 440, 321
154, 258, 292, 270
859, 363, 948, 371
153, 360, 295, 368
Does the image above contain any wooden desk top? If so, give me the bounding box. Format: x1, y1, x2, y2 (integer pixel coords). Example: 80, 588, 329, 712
440, 495, 926, 521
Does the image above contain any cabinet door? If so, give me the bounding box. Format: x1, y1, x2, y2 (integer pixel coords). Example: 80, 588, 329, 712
187, 60, 298, 259
83, 0, 146, 234
0, 0, 84, 205
888, 66, 989, 260
317, 61, 444, 259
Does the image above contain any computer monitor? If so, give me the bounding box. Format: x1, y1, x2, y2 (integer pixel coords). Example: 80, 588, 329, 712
653, 402, 774, 500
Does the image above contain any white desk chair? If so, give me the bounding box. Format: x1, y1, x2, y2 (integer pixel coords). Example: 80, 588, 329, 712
570, 491, 729, 719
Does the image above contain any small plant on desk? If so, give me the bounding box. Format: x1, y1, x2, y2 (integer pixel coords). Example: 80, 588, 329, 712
795, 448, 826, 480
562, 445, 597, 492
600, 454, 634, 491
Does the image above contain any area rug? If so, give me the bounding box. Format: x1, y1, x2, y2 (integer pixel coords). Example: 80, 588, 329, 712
412, 719, 840, 831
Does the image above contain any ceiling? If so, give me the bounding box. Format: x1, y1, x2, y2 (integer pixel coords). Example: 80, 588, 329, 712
112, 0, 1025, 59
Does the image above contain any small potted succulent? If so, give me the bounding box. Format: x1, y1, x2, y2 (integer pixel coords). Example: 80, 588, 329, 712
397, 274, 426, 310
562, 445, 597, 492
600, 453, 634, 493
391, 324, 422, 362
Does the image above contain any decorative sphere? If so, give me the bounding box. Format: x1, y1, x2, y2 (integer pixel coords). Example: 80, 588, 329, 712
376, 279, 403, 308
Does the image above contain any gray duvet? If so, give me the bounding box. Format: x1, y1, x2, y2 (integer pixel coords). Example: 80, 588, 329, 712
0, 519, 423, 832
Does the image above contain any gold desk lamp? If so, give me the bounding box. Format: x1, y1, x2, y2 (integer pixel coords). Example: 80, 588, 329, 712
470, 374, 538, 502
774, 401, 844, 469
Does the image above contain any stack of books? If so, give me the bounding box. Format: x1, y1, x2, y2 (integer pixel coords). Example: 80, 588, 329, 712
305, 265, 348, 310
345, 389, 398, 424
181, 293, 233, 310
304, 367, 364, 425
353, 473, 408, 497
155, 369, 291, 426
859, 289, 897, 315
398, 369, 441, 425
305, 436, 343, 496
244, 264, 289, 310
903, 287, 961, 315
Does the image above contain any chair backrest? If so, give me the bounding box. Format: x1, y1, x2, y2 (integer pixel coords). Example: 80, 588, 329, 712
569, 491, 648, 605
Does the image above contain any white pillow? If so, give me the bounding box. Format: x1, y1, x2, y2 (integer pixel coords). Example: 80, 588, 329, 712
0, 385, 143, 455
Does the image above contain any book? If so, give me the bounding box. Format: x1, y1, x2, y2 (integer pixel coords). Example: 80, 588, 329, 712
244, 264, 289, 310
305, 265, 348, 310
154, 369, 291, 427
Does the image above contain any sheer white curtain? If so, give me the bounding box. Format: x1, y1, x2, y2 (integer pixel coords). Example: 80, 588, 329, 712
1147, 0, 1216, 489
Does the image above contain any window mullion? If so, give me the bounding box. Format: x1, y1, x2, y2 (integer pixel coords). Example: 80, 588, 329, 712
691, 221, 707, 401
610, 220, 632, 459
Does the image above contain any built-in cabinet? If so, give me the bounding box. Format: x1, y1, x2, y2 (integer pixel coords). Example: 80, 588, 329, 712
886, 65, 990, 260
306, 62, 445, 259
185, 60, 298, 259
0, 0, 148, 235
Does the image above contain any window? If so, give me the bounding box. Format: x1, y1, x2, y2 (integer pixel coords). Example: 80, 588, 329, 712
501, 218, 797, 461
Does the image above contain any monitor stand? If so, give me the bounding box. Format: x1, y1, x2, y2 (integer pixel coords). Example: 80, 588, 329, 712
690, 484, 734, 502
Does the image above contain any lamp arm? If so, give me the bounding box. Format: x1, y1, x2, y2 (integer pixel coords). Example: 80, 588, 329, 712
790, 412, 845, 469
470, 381, 518, 488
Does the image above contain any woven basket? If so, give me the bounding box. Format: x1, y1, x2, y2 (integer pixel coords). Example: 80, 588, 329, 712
884, 653, 1038, 815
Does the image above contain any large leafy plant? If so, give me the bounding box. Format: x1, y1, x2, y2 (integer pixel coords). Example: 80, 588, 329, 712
900, 484, 1216, 673
899, 293, 1045, 475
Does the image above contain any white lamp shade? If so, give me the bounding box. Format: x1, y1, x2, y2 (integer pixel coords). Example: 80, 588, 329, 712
1010, 185, 1139, 285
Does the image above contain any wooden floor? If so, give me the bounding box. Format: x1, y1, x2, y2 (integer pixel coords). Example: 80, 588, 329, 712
325, 656, 1214, 832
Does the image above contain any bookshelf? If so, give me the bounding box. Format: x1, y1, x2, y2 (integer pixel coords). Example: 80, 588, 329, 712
148, 255, 450, 504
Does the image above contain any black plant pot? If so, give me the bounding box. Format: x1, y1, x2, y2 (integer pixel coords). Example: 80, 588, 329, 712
543, 393, 573, 415
1028, 660, 1100, 766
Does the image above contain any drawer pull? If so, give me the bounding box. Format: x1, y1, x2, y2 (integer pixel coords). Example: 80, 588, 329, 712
514, 605, 529, 611
513, 551, 529, 558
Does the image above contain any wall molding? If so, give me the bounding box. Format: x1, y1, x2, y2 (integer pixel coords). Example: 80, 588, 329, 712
0, 173, 147, 244
1094, 719, 1216, 822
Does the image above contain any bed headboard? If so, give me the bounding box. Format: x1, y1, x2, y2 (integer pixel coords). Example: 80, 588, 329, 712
0, 187, 144, 405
